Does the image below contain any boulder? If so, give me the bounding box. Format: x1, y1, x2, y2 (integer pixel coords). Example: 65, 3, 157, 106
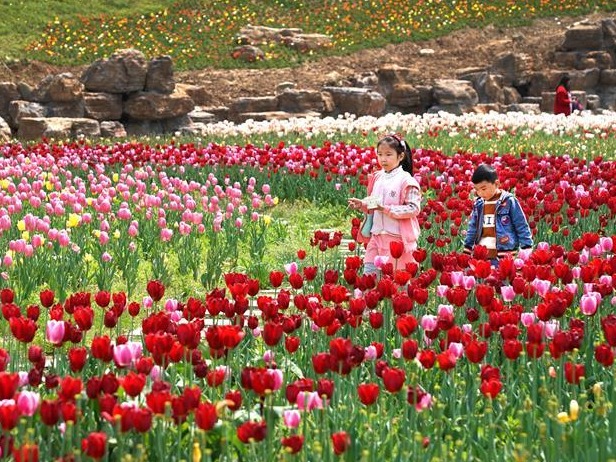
34, 73, 83, 103
600, 69, 616, 86
229, 96, 278, 115
231, 45, 265, 62
100, 121, 127, 138
281, 33, 332, 52
503, 86, 522, 105
46, 101, 85, 118
461, 72, 505, 104
586, 94, 601, 110
489, 52, 533, 87
237, 25, 302, 45
18, 117, 100, 141
471, 104, 503, 114
580, 51, 613, 69
277, 89, 325, 113
560, 24, 604, 51
145, 56, 175, 94
81, 49, 148, 93
124, 90, 195, 120
602, 19, 616, 48
0, 82, 20, 121
8, 100, 46, 128
377, 65, 416, 97
187, 107, 218, 124
176, 83, 216, 106
432, 79, 478, 113
200, 106, 230, 122
123, 119, 163, 136
83, 93, 123, 120
321, 87, 386, 116
0, 117, 11, 142
388, 84, 421, 109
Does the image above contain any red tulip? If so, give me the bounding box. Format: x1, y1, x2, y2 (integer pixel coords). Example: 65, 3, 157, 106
465, 340, 487, 363
237, 420, 267, 443
395, 314, 418, 337
382, 367, 405, 393
285, 336, 300, 353
268, 271, 284, 288
281, 435, 304, 454
68, 347, 88, 372
39, 289, 55, 308
564, 362, 585, 385
12, 443, 39, 462
262, 322, 283, 346
357, 383, 380, 406
0, 372, 19, 399
39, 399, 60, 426
9, 317, 37, 343
594, 344, 614, 367
146, 280, 165, 302
81, 432, 107, 460
195, 402, 218, 431
0, 288, 14, 304
94, 291, 111, 308
480, 379, 503, 399
132, 407, 153, 433
331, 431, 351, 455
389, 240, 404, 259
122, 372, 146, 397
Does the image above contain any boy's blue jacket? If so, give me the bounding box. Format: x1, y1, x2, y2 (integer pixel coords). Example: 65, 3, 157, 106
463, 191, 533, 254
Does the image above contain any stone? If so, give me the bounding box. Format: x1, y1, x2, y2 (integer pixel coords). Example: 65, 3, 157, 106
281, 33, 332, 53
503, 86, 522, 105
377, 65, 416, 97
570, 68, 600, 89
471, 103, 503, 114
8, 100, 46, 128
581, 51, 613, 70
235, 111, 320, 123
0, 82, 20, 121
321, 87, 386, 116
600, 69, 616, 86
124, 90, 195, 120
505, 103, 541, 114
200, 106, 230, 121
34, 73, 83, 103
602, 19, 616, 48
276, 82, 296, 94
18, 117, 99, 141
432, 79, 478, 110
560, 24, 604, 51
0, 117, 11, 142
231, 45, 265, 62
553, 51, 579, 69
176, 83, 215, 106
100, 121, 127, 138
489, 52, 533, 87
145, 56, 175, 94
123, 119, 163, 136
229, 96, 278, 115
586, 94, 601, 110
81, 48, 148, 93
187, 107, 217, 124
83, 93, 123, 120
46, 101, 85, 118
17, 82, 35, 101
237, 25, 302, 45
419, 48, 435, 56
277, 89, 325, 113
388, 84, 421, 108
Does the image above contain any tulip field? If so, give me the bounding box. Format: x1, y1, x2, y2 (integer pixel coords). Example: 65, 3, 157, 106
0, 111, 615, 461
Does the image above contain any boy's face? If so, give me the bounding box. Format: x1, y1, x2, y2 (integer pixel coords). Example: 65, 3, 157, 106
473, 180, 500, 200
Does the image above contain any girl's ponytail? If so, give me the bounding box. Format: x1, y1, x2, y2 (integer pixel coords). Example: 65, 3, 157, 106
399, 139, 413, 175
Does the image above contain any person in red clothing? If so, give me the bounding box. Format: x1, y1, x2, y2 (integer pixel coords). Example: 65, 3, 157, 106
554, 74, 580, 115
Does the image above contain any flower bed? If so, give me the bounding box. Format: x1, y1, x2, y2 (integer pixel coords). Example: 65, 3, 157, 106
0, 115, 615, 460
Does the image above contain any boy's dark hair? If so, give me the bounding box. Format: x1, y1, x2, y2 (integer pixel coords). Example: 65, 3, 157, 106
471, 164, 498, 184
377, 134, 413, 174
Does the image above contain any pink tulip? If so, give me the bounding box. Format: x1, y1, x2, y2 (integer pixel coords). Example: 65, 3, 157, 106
520, 313, 536, 327
421, 315, 438, 332
500, 285, 516, 302
16, 391, 40, 416
296, 391, 323, 411
581, 293, 601, 316
364, 345, 377, 361
46, 320, 65, 345
283, 409, 301, 428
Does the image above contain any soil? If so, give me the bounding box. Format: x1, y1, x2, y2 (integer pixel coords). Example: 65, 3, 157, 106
0, 13, 608, 107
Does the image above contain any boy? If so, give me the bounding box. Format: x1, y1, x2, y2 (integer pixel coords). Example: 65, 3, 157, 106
463, 164, 533, 261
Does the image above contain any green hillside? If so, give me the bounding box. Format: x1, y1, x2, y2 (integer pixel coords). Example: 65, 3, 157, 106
1, 0, 615, 70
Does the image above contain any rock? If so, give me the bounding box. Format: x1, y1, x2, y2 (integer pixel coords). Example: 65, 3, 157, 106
278, 89, 325, 113
0, 117, 11, 142
461, 72, 504, 104
321, 86, 386, 116
432, 79, 478, 113
600, 69, 616, 86
471, 103, 503, 114
124, 90, 195, 120
46, 101, 85, 118
34, 73, 83, 103
229, 96, 278, 115
235, 111, 321, 123
553, 51, 579, 69
323, 71, 345, 86
83, 93, 123, 120
489, 52, 533, 87
145, 56, 175, 94
200, 106, 230, 121
100, 121, 127, 138
560, 24, 604, 51
505, 103, 541, 114
237, 25, 302, 45
81, 49, 148, 93
388, 84, 421, 109
602, 19, 616, 48
187, 107, 218, 124
570, 68, 601, 89
281, 33, 332, 52
17, 82, 35, 101
377, 65, 416, 97
231, 45, 265, 62
176, 83, 215, 106
123, 119, 163, 136
8, 100, 46, 128
581, 51, 613, 69
586, 94, 601, 110
161, 115, 193, 133
276, 82, 296, 94
503, 86, 522, 105
18, 117, 100, 141
419, 48, 435, 56
180, 123, 206, 136
0, 82, 20, 121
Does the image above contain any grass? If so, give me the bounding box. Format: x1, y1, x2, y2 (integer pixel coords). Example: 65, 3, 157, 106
1, 0, 615, 69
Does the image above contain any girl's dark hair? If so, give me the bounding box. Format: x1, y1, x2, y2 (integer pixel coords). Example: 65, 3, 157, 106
556, 73, 571, 91
377, 134, 413, 174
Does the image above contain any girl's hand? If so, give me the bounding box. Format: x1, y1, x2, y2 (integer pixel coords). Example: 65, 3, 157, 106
348, 198, 363, 210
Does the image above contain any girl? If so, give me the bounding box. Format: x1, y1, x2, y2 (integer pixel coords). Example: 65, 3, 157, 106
349, 134, 421, 275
